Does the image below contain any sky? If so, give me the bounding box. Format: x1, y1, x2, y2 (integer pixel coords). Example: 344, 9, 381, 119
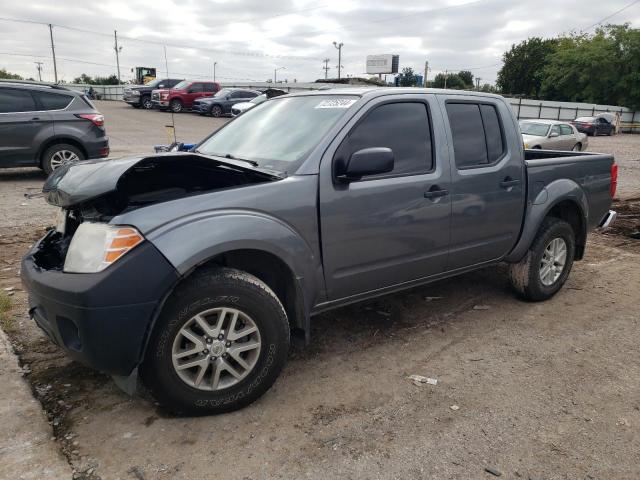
0, 0, 639, 85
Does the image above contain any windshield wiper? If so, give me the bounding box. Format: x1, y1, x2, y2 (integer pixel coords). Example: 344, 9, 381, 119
222, 153, 259, 167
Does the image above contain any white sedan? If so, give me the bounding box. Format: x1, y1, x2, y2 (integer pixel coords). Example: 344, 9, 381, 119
520, 119, 588, 151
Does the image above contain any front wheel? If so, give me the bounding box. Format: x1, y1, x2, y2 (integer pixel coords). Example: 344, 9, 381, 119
210, 104, 223, 117
169, 99, 183, 113
141, 95, 154, 110
142, 268, 290, 415
509, 217, 575, 301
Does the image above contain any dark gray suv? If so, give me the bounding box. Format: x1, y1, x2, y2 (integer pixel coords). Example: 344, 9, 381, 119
0, 81, 109, 174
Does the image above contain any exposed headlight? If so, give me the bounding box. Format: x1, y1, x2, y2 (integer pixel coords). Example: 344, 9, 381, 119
63, 223, 144, 273
132, 90, 140, 96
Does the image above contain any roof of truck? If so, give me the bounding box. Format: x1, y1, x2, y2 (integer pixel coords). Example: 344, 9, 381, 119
287, 87, 504, 99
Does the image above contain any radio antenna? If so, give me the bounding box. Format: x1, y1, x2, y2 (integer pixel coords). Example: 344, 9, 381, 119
163, 46, 177, 144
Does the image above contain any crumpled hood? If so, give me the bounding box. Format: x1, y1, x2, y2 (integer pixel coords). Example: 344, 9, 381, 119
42, 153, 279, 208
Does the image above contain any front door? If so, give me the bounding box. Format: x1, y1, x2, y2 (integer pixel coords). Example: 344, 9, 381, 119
440, 96, 526, 270
319, 95, 452, 300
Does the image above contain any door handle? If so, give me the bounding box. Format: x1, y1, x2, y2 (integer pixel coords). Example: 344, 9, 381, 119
31, 117, 41, 121
424, 188, 449, 199
500, 178, 521, 188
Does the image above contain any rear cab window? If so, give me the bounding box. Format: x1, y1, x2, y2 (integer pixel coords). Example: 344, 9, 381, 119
445, 101, 504, 169
335, 101, 434, 178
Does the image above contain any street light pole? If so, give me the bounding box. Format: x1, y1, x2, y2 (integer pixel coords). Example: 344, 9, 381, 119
213, 62, 217, 82
48, 24, 58, 83
35, 62, 43, 82
274, 66, 285, 83
333, 41, 343, 79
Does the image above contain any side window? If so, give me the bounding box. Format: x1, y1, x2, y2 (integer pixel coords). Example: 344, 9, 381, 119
229, 91, 245, 99
0, 89, 37, 113
336, 102, 433, 177
480, 104, 504, 162
560, 124, 573, 135
204, 83, 217, 93
245, 91, 259, 98
446, 103, 488, 167
446, 102, 505, 168
189, 83, 204, 93
33, 91, 72, 110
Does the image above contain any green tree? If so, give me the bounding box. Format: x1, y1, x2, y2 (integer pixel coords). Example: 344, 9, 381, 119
496, 37, 558, 97
398, 67, 417, 87
457, 70, 474, 89
0, 69, 23, 80
541, 24, 640, 109
432, 72, 466, 89
72, 73, 119, 85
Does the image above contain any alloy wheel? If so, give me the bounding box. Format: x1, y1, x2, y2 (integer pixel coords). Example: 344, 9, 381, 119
171, 307, 262, 391
49, 150, 80, 170
539, 237, 567, 286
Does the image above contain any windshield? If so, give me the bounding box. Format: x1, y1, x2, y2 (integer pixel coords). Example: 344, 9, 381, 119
197, 95, 358, 173
519, 121, 550, 136
172, 80, 189, 90
250, 94, 267, 104
144, 78, 164, 88
575, 117, 595, 122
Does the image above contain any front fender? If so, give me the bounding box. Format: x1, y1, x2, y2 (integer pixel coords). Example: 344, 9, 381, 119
146, 209, 321, 305
505, 178, 588, 262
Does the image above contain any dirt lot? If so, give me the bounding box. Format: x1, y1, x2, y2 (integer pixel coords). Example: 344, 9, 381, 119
1, 102, 640, 480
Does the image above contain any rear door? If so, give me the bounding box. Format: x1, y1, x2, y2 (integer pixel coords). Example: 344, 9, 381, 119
0, 88, 50, 167
202, 83, 216, 98
185, 82, 204, 106
319, 94, 452, 300
559, 124, 576, 149
441, 96, 525, 270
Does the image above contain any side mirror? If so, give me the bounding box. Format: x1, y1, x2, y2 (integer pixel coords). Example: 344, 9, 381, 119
549, 131, 560, 138
337, 147, 394, 182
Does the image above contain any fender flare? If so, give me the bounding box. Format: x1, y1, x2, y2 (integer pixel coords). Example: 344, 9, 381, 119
505, 178, 588, 263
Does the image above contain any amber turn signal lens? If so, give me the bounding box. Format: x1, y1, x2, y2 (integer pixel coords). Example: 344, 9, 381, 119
103, 228, 144, 264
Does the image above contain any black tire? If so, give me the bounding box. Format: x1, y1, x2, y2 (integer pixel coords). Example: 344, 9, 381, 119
169, 98, 183, 113
210, 104, 223, 117
142, 267, 290, 415
42, 143, 85, 175
509, 217, 575, 301
141, 95, 154, 110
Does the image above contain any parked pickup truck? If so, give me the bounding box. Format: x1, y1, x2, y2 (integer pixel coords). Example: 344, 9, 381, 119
151, 80, 220, 113
22, 88, 617, 415
122, 78, 183, 109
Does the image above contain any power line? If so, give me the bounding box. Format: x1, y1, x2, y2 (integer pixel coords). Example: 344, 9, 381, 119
582, 0, 640, 31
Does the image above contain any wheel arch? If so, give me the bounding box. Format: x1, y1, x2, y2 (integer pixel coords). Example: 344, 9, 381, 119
506, 179, 588, 262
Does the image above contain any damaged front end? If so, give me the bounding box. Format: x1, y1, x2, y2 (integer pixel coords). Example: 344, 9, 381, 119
36, 153, 283, 269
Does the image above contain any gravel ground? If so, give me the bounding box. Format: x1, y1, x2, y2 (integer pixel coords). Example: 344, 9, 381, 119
1, 101, 639, 480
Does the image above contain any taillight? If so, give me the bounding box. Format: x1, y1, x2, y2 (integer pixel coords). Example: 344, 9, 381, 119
610, 163, 618, 198
75, 113, 104, 127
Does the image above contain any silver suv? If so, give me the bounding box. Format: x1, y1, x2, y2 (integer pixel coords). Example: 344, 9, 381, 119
0, 81, 109, 174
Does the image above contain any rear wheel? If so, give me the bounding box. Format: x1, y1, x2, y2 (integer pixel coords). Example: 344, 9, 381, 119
42, 143, 84, 174
169, 98, 183, 113
210, 104, 223, 117
509, 217, 575, 301
142, 267, 290, 415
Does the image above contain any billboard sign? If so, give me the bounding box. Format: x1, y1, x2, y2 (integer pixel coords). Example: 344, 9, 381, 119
366, 54, 399, 74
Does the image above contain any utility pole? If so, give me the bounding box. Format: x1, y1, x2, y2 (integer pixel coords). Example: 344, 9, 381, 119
34, 62, 43, 82
322, 58, 330, 80
48, 24, 58, 83
333, 41, 343, 79
475, 77, 482, 90
213, 62, 217, 82
443, 69, 448, 89
423, 61, 429, 87
274, 66, 285, 83
114, 30, 122, 84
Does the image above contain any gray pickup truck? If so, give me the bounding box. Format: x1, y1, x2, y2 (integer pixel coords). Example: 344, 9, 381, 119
22, 88, 617, 414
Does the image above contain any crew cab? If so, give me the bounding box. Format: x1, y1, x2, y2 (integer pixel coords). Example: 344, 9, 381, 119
123, 78, 183, 109
151, 80, 220, 113
22, 88, 617, 415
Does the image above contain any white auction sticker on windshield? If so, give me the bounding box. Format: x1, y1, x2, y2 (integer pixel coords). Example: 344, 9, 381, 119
315, 98, 357, 109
